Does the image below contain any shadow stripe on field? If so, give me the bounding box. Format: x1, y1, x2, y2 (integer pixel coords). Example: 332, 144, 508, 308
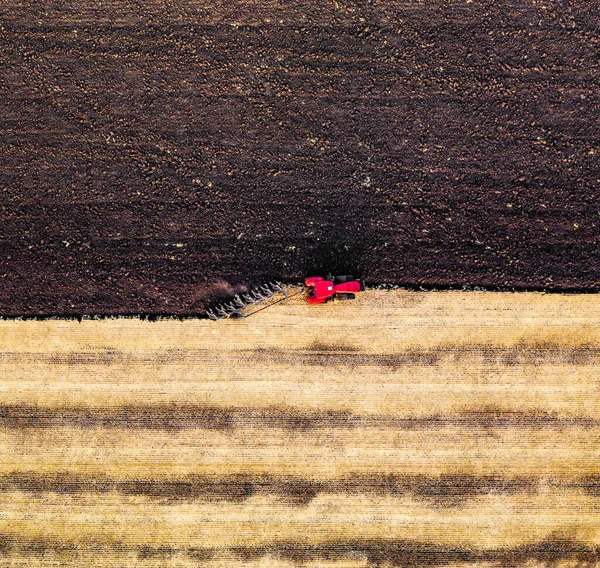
1, 536, 599, 567
0, 404, 597, 429
4, 472, 600, 504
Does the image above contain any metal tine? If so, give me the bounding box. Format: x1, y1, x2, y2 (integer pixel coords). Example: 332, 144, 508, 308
216, 307, 228, 317
260, 285, 272, 294
253, 291, 266, 300
224, 302, 237, 311
206, 310, 219, 321
234, 297, 245, 308
274, 281, 288, 298
243, 293, 254, 304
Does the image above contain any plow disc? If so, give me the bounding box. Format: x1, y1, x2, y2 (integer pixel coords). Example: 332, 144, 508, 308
206, 282, 303, 320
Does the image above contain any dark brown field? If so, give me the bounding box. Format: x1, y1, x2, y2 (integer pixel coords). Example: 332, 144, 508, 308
1, 1, 599, 314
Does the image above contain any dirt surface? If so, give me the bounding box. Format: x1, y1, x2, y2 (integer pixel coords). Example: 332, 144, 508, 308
1, 1, 599, 314
1, 290, 600, 566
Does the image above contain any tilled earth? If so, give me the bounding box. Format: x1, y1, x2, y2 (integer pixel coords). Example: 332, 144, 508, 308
1, 1, 599, 314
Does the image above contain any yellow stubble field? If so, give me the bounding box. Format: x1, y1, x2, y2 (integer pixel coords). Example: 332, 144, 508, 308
0, 290, 599, 567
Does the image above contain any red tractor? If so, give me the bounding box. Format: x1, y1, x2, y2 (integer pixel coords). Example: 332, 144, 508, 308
304, 274, 365, 304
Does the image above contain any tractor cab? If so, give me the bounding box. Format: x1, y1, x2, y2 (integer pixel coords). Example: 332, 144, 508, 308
305, 274, 365, 304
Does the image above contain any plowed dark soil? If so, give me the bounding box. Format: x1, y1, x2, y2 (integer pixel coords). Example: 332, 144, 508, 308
1, 1, 599, 314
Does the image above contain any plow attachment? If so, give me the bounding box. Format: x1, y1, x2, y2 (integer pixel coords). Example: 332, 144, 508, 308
206, 282, 303, 320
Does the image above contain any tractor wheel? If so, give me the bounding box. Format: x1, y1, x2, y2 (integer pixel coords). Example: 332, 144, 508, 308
334, 275, 353, 284
336, 293, 356, 301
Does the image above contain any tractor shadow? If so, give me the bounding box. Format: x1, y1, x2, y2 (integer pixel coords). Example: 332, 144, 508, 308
302, 238, 367, 279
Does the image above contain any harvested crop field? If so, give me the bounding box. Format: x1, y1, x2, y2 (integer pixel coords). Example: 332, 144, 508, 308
1, 290, 599, 566
1, 1, 600, 314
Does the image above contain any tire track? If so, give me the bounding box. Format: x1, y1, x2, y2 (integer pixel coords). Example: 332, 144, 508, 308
1, 344, 600, 367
